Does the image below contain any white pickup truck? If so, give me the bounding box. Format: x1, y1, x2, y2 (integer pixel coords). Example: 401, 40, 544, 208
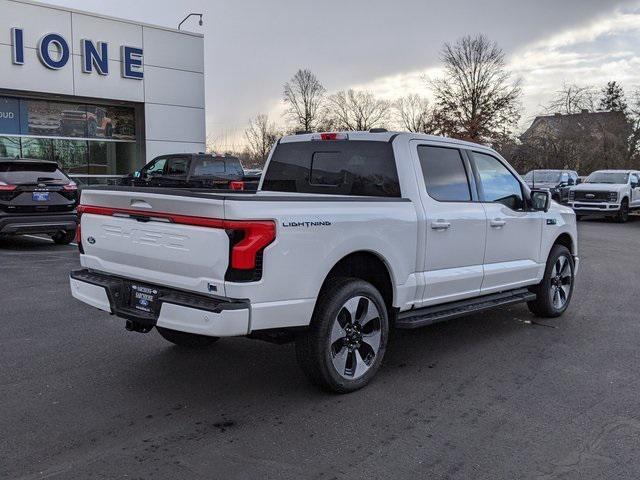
568, 169, 640, 222
70, 131, 579, 392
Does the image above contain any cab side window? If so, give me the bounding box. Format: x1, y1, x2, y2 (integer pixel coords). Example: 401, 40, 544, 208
631, 173, 640, 187
472, 152, 524, 211
165, 157, 189, 176
417, 145, 471, 202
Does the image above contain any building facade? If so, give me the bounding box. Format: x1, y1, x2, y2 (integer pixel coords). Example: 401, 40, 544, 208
0, 0, 205, 184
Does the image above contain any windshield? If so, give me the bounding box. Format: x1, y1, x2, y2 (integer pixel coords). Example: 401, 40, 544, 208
585, 172, 628, 184
523, 170, 561, 183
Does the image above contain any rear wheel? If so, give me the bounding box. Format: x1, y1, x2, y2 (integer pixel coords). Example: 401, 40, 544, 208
527, 245, 575, 318
295, 278, 389, 393
616, 199, 629, 223
51, 230, 76, 245
156, 327, 219, 348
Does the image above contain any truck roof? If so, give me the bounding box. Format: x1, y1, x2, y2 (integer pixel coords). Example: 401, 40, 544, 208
279, 131, 493, 151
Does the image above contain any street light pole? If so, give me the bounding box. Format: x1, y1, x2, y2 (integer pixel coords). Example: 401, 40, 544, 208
178, 13, 203, 30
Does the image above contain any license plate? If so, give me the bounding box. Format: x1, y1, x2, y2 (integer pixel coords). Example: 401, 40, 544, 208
129, 284, 159, 313
32, 192, 49, 202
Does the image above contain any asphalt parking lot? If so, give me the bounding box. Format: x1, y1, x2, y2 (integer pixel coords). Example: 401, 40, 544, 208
1, 218, 640, 480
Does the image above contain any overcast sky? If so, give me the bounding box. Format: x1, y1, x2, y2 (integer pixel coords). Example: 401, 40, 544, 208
40, 0, 640, 149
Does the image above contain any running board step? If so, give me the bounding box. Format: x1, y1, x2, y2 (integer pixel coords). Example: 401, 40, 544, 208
396, 288, 536, 329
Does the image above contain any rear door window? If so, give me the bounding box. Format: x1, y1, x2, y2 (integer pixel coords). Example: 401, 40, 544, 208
0, 162, 69, 184
417, 146, 471, 201
262, 140, 400, 197
192, 158, 225, 176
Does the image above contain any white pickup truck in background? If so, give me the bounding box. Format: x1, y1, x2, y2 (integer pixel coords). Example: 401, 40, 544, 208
70, 131, 579, 392
569, 169, 640, 222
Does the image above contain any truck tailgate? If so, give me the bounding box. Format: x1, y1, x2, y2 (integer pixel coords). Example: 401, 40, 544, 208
78, 189, 229, 296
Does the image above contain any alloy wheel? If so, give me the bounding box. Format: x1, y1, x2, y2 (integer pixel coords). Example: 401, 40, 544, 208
329, 296, 382, 380
549, 254, 573, 310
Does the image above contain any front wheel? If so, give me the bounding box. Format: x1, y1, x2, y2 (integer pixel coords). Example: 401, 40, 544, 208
527, 245, 575, 318
156, 327, 219, 348
616, 199, 629, 223
295, 278, 389, 393
51, 230, 76, 245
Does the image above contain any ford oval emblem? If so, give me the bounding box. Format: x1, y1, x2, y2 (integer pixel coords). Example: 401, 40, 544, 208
87, 236, 96, 244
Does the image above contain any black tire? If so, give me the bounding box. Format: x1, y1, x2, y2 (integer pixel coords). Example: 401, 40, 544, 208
51, 230, 76, 245
295, 277, 389, 393
527, 245, 575, 318
156, 327, 219, 348
615, 199, 629, 223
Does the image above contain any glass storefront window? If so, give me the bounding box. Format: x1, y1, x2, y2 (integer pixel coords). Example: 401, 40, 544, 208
26, 100, 87, 138
0, 136, 21, 158
52, 139, 89, 175
86, 105, 136, 140
88, 141, 137, 175
0, 95, 140, 179
20, 138, 54, 161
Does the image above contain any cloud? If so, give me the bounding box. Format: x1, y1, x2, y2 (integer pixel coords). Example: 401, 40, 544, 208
321, 3, 640, 134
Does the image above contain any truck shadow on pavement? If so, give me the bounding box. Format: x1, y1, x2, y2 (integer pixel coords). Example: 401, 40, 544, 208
116, 303, 547, 404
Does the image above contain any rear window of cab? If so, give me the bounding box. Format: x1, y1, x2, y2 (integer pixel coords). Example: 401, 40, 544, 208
262, 140, 400, 197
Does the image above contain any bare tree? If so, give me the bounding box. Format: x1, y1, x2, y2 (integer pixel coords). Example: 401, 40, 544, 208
545, 83, 597, 115
283, 69, 326, 132
394, 94, 436, 133
326, 89, 390, 131
244, 114, 280, 166
430, 34, 522, 142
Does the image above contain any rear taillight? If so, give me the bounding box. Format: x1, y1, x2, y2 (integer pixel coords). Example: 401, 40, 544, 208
63, 182, 77, 191
225, 220, 275, 270
0, 183, 17, 191
75, 205, 275, 281
230, 181, 245, 191
312, 132, 348, 141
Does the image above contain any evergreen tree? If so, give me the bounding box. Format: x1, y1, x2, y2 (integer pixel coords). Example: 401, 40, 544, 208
599, 81, 627, 113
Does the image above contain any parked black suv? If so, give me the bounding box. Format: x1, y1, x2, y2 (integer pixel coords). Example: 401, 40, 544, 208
121, 153, 260, 191
0, 158, 78, 244
523, 169, 579, 203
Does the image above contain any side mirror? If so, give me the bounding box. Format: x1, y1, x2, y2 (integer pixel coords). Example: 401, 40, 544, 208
576, 178, 582, 185
632, 182, 639, 189
133, 171, 141, 178
530, 189, 551, 212
567, 178, 575, 186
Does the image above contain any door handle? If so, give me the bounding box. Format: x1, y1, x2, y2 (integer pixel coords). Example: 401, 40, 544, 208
130, 199, 152, 209
431, 220, 451, 230
490, 218, 506, 228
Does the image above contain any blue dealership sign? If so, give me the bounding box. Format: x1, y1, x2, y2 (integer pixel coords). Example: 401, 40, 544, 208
0, 97, 26, 135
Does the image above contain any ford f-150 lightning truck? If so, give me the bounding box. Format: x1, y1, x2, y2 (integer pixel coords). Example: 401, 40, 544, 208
70, 131, 579, 392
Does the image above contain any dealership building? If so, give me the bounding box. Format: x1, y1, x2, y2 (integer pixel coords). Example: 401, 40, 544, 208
0, 0, 206, 184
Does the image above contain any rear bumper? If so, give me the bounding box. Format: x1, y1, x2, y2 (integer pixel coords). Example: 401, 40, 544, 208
70, 269, 250, 337
0, 213, 78, 235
